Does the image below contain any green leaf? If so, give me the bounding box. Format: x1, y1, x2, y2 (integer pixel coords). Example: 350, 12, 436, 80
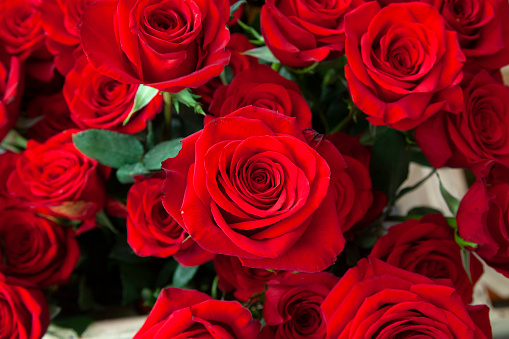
241, 46, 279, 63
116, 162, 148, 184
95, 210, 120, 235
461, 248, 473, 284
370, 129, 411, 202
109, 236, 150, 264
73, 129, 144, 168
230, 0, 245, 19
172, 264, 199, 288
118, 262, 157, 305
396, 169, 436, 200
171, 89, 205, 115
437, 174, 461, 216
407, 206, 443, 216
143, 138, 183, 170
52, 316, 94, 336
124, 85, 159, 125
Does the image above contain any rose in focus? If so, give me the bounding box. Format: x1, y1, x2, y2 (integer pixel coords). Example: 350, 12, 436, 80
321, 257, 492, 338
133, 288, 260, 338
162, 106, 346, 272
345, 2, 465, 130
80, 0, 231, 92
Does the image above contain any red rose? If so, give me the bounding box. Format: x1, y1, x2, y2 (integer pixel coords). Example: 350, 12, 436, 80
0, 274, 50, 339
260, 0, 362, 68
262, 272, 338, 339
38, 0, 90, 74
214, 254, 279, 302
7, 130, 107, 225
162, 106, 346, 272
321, 257, 492, 338
64, 54, 162, 134
134, 288, 261, 338
0, 208, 80, 287
208, 64, 312, 129
345, 2, 465, 130
434, 0, 509, 70
126, 175, 214, 266
0, 0, 46, 60
323, 132, 375, 233
26, 92, 78, 142
371, 214, 483, 303
80, 0, 231, 93
0, 54, 21, 141
457, 180, 509, 277
416, 70, 509, 171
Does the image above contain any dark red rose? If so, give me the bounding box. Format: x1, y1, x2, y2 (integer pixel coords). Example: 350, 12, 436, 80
38, 0, 92, 74
208, 64, 312, 129
7, 129, 107, 225
194, 33, 257, 106
262, 272, 338, 339
214, 254, 280, 302
126, 175, 214, 266
80, 0, 231, 93
0, 274, 50, 339
64, 54, 162, 134
260, 0, 362, 68
321, 257, 492, 338
345, 2, 465, 130
416, 70, 509, 171
0, 151, 21, 211
26, 92, 79, 142
323, 132, 375, 233
0, 208, 80, 287
457, 180, 509, 278
0, 54, 21, 141
162, 106, 346, 272
371, 214, 483, 303
0, 0, 46, 61
134, 288, 261, 338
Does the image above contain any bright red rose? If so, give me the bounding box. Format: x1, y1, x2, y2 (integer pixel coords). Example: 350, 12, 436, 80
80, 0, 231, 93
457, 180, 509, 278
260, 0, 362, 68
134, 288, 261, 338
0, 208, 80, 287
371, 214, 483, 303
162, 106, 346, 272
7, 130, 107, 225
0, 54, 21, 141
0, 274, 50, 339
345, 2, 465, 130
126, 175, 214, 266
323, 132, 375, 233
26, 92, 78, 142
416, 70, 509, 171
38, 0, 92, 74
321, 257, 492, 338
214, 254, 280, 302
262, 272, 339, 339
64, 54, 162, 134
208, 64, 312, 129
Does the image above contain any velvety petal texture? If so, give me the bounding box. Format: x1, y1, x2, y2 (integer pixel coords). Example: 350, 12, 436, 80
80, 0, 231, 92
134, 288, 261, 338
345, 1, 465, 130
162, 106, 346, 272
321, 257, 492, 338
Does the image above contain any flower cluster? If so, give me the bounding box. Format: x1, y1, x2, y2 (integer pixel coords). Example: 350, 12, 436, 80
0, 0, 508, 337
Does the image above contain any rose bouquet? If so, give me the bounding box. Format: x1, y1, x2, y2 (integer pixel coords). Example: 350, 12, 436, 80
0, 0, 508, 337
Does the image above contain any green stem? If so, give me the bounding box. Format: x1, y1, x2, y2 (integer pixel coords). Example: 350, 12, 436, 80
329, 113, 353, 134
163, 92, 172, 140
1, 129, 27, 151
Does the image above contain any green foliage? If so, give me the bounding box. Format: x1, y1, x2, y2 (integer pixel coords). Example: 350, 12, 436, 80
73, 129, 144, 168
241, 46, 279, 63
124, 85, 160, 125
143, 138, 183, 170
173, 265, 199, 288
